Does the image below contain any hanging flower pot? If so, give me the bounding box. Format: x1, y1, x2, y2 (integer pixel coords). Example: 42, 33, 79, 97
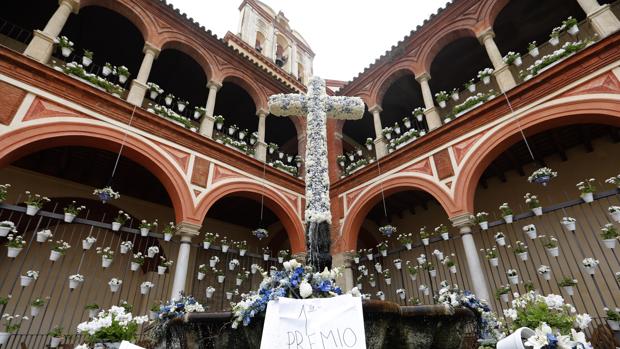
221, 244, 230, 253
429, 269, 437, 278
353, 256, 360, 264
215, 121, 223, 131
451, 91, 459, 101
20, 275, 33, 287
206, 288, 215, 298
422, 238, 429, 246
197, 272, 205, 280
517, 252, 528, 261
479, 221, 489, 230
562, 285, 574, 296
118, 74, 129, 84
140, 228, 149, 237
366, 252, 373, 260
82, 56, 92, 67
581, 192, 594, 203
26, 205, 40, 216
140, 285, 151, 295
0, 332, 10, 346
508, 275, 519, 285
449, 265, 457, 274
236, 278, 243, 286
496, 237, 506, 247
541, 272, 551, 281
409, 273, 417, 281
607, 319, 620, 331
157, 266, 167, 275
468, 84, 477, 93
203, 241, 211, 250
385, 278, 392, 285
149, 311, 158, 321
109, 283, 120, 293
150, 90, 159, 100
102, 65, 113, 76
567, 25, 579, 36
441, 232, 449, 240
547, 247, 559, 257
112, 222, 121, 231
61, 47, 73, 58
7, 247, 22, 258
217, 275, 225, 283
49, 250, 62, 262
228, 126, 236, 136
164, 95, 173, 106
503, 215, 513, 224
529, 47, 540, 58
130, 262, 140, 271
50, 337, 62, 348
549, 37, 560, 46
177, 101, 186, 112
482, 76, 491, 85
375, 264, 382, 273
64, 213, 76, 223
489, 258, 499, 267
531, 207, 543, 216
602, 239, 616, 249
415, 113, 424, 122
263, 253, 269, 261
394, 261, 402, 270
164, 233, 173, 242
496, 327, 535, 349
82, 239, 94, 250
101, 257, 113, 268
36, 231, 51, 243
238, 130, 246, 140
438, 101, 447, 109
394, 126, 401, 135
500, 293, 509, 303
379, 225, 397, 238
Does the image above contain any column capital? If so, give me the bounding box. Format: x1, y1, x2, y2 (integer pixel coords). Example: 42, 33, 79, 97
256, 108, 269, 117
143, 42, 161, 58
207, 80, 223, 91
368, 105, 382, 114
476, 28, 495, 43
175, 222, 201, 238
59, 0, 80, 14
415, 72, 431, 83
450, 213, 474, 230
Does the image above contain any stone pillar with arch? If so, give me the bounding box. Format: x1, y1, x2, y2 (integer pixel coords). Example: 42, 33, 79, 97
199, 80, 223, 137
24, 0, 80, 63
170, 221, 201, 300
368, 105, 388, 158
577, 0, 620, 38
255, 108, 269, 162
127, 43, 161, 106
477, 28, 517, 93
415, 73, 442, 131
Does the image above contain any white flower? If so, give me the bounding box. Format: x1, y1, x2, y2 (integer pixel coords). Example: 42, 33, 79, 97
349, 287, 361, 297
574, 313, 591, 329
503, 308, 518, 320
544, 294, 565, 309
524, 323, 554, 349
299, 280, 313, 298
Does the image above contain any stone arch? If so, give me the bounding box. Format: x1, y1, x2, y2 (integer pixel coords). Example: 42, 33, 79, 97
196, 180, 306, 253
478, 0, 510, 29
372, 66, 419, 108
419, 25, 479, 73
341, 174, 458, 251
453, 96, 620, 215
79, 0, 157, 43
221, 72, 268, 111
156, 33, 216, 81
0, 120, 196, 224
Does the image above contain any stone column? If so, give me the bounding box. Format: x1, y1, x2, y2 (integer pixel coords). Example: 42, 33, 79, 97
415, 73, 442, 131
291, 43, 298, 78
576, 0, 620, 38
332, 252, 354, 292
255, 108, 268, 161
24, 0, 80, 63
127, 43, 160, 106
478, 29, 516, 92
368, 105, 388, 159
170, 222, 201, 300
451, 214, 492, 307
199, 81, 222, 137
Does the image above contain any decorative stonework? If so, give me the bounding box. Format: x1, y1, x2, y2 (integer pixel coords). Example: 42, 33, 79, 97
0, 81, 26, 125
159, 143, 190, 173
190, 157, 210, 187
433, 149, 454, 180
22, 97, 86, 122
402, 157, 433, 176
210, 164, 243, 186
452, 132, 485, 165
562, 71, 620, 97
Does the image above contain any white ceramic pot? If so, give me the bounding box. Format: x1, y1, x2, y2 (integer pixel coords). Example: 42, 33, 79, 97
61, 47, 73, 57
102, 66, 112, 76
508, 275, 519, 285
581, 192, 594, 203
503, 215, 513, 224
441, 233, 449, 240
394, 262, 402, 270
602, 239, 617, 249
468, 84, 476, 93
438, 101, 447, 109
69, 279, 80, 289
236, 278, 243, 286
514, 57, 523, 66
120, 245, 129, 254
112, 222, 121, 231
206, 289, 215, 299
531, 207, 542, 216
216, 122, 223, 130
148, 250, 156, 258
109, 283, 120, 293
435, 252, 444, 260
451, 92, 459, 101
82, 240, 93, 250
380, 250, 387, 257
140, 285, 150, 295
149, 311, 158, 320
385, 278, 392, 285
583, 266, 596, 275
379, 295, 385, 301
26, 205, 39, 216
610, 211, 620, 223
482, 76, 491, 85
422, 238, 429, 246
164, 233, 172, 242
489, 258, 499, 267
102, 257, 113, 268
228, 264, 236, 271
496, 327, 535, 349
0, 332, 10, 346
542, 272, 551, 281
240, 249, 247, 256
36, 232, 50, 242
500, 293, 509, 303
64, 213, 76, 223
82, 56, 92, 67
278, 257, 284, 263
157, 266, 167, 275
197, 272, 205, 280
526, 230, 537, 240
429, 270, 437, 278
449, 266, 457, 274
353, 257, 360, 264
517, 252, 528, 261
562, 285, 574, 296
549, 37, 560, 46
0, 227, 10, 237
366, 253, 374, 260
226, 292, 233, 300
203, 241, 211, 250
130, 262, 140, 271
547, 247, 559, 257
375, 265, 382, 273
118, 74, 128, 84
568, 25, 579, 35
7, 247, 22, 258
149, 91, 159, 100
177, 103, 186, 112
529, 47, 540, 57
607, 319, 620, 331
479, 221, 488, 230
50, 336, 62, 348
263, 254, 269, 261
496, 237, 506, 246
405, 243, 412, 250
423, 288, 429, 296
222, 245, 229, 253
30, 306, 41, 317
49, 250, 62, 262
416, 113, 424, 122
217, 275, 225, 283
409, 274, 417, 281
20, 275, 33, 287
140, 228, 149, 237
209, 260, 217, 268
563, 222, 576, 231
88, 308, 99, 318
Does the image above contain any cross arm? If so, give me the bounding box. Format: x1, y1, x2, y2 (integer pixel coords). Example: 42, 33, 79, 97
268, 93, 307, 117
325, 96, 365, 120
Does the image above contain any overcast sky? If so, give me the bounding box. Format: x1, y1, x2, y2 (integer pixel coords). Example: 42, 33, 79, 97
168, 0, 447, 82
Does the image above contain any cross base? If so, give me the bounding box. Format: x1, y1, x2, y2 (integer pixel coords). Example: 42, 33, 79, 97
306, 221, 332, 271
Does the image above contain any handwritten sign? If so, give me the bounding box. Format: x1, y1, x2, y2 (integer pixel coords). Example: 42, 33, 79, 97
260, 295, 366, 349
119, 341, 145, 349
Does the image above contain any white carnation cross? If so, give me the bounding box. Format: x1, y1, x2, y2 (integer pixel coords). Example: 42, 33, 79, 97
269, 76, 364, 270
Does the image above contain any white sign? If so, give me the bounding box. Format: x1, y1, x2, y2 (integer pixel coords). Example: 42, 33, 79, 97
119, 341, 145, 349
260, 295, 366, 349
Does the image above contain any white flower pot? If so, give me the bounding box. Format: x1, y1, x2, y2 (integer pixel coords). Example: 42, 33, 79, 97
149, 91, 159, 100
568, 25, 579, 36
216, 122, 223, 131
140, 228, 149, 237
409, 274, 417, 281
405, 243, 412, 250
222, 245, 229, 253
7, 247, 22, 258
30, 304, 41, 317
69, 279, 81, 289
203, 241, 211, 250
607, 319, 620, 331
112, 222, 121, 231
49, 250, 62, 262
226, 292, 233, 300
197, 272, 205, 280
0, 332, 10, 346
489, 258, 499, 267
517, 252, 528, 261
542, 272, 551, 281
514, 57, 523, 66
81, 56, 92, 67
149, 311, 158, 320
496, 327, 535, 349
503, 215, 513, 224
438, 101, 447, 109
278, 257, 284, 263
380, 250, 387, 257
209, 260, 217, 268
583, 266, 596, 275
375, 265, 382, 273
482, 76, 491, 85
279, 152, 285, 159
130, 262, 140, 271
36, 232, 50, 242
531, 207, 542, 216
395, 262, 402, 270
229, 264, 236, 271
120, 245, 129, 254
362, 270, 368, 276
148, 250, 156, 258
217, 275, 225, 283
451, 92, 459, 101
435, 252, 444, 260
581, 192, 594, 203
102, 66, 112, 76
366, 254, 374, 260
240, 249, 247, 256
385, 278, 392, 285
109, 283, 120, 292
479, 221, 488, 230
379, 295, 385, 301
441, 233, 449, 240
64, 213, 76, 223
500, 293, 509, 303
508, 275, 519, 285
88, 308, 99, 318
102, 257, 113, 268
0, 227, 10, 237
61, 47, 73, 57
118, 74, 128, 84
449, 266, 457, 274
20, 275, 33, 287
177, 103, 186, 112
165, 97, 173, 105
496, 237, 506, 246
398, 293, 406, 300
423, 289, 429, 296
467, 84, 476, 93
602, 239, 617, 249
610, 211, 620, 223
50, 336, 62, 348
353, 257, 360, 264
206, 289, 215, 298
193, 111, 201, 119
26, 205, 39, 216
82, 240, 93, 250
529, 47, 540, 57
562, 285, 574, 296
263, 254, 269, 261
429, 270, 437, 278
547, 247, 559, 257
563, 222, 576, 231
416, 113, 424, 122
140, 285, 150, 295
422, 238, 429, 246
549, 37, 560, 46
236, 278, 243, 286
157, 266, 167, 275
526, 230, 537, 240
164, 233, 172, 241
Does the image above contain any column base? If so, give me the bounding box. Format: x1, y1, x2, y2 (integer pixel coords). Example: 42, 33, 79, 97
588, 4, 620, 38
126, 80, 148, 107
255, 141, 267, 162
424, 107, 442, 131
23, 30, 55, 64
493, 64, 517, 93
373, 137, 388, 159
199, 114, 215, 138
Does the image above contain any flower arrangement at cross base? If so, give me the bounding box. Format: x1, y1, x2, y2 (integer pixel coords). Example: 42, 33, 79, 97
93, 187, 120, 204
76, 305, 148, 347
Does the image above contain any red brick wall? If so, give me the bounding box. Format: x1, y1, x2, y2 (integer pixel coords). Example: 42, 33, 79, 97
0, 81, 26, 125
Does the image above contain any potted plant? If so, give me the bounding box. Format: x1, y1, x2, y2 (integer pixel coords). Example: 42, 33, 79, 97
146, 82, 163, 100
228, 258, 240, 271
524, 193, 542, 216
393, 122, 402, 135
435, 224, 449, 240
148, 303, 160, 320
396, 288, 406, 300
495, 231, 507, 246
358, 265, 368, 276
448, 88, 459, 102
528, 41, 539, 57
158, 256, 173, 275
561, 216, 577, 231
112, 211, 130, 231
119, 240, 133, 254
93, 186, 120, 204
277, 249, 289, 263
102, 62, 114, 76
412, 107, 425, 122
609, 206, 620, 223
227, 124, 238, 136
499, 203, 513, 223
0, 313, 28, 346
477, 68, 494, 85
362, 138, 374, 151
85, 304, 100, 318
30, 297, 45, 318
549, 27, 562, 46
382, 269, 392, 285
236, 270, 249, 286
0, 221, 16, 238
365, 248, 374, 260
419, 226, 431, 245
558, 276, 577, 295
376, 291, 385, 301
116, 66, 131, 84
539, 235, 559, 257
563, 16, 579, 35
605, 174, 620, 188
108, 278, 122, 293
140, 281, 154, 295
82, 236, 96, 250
146, 245, 159, 259
434, 91, 449, 108
176, 99, 188, 112
20, 270, 39, 287
464, 79, 476, 93
397, 233, 413, 250
68, 274, 84, 289
6, 234, 25, 258
406, 261, 418, 281
600, 223, 619, 249
220, 237, 230, 253
443, 255, 457, 274
472, 212, 489, 230
507, 269, 519, 285
24, 191, 50, 216
503, 51, 522, 67
495, 285, 511, 303
576, 178, 596, 203
527, 167, 558, 186
212, 115, 224, 130
82, 49, 93, 67
377, 241, 388, 257
209, 255, 220, 268
56, 36, 74, 57
97, 247, 114, 268
268, 142, 278, 155
482, 247, 499, 267
605, 307, 620, 331
161, 221, 175, 241
419, 284, 430, 296
514, 241, 529, 261
382, 126, 393, 140
76, 305, 147, 347
49, 240, 71, 261
374, 262, 382, 273
215, 269, 225, 283
130, 252, 144, 271
202, 232, 218, 250
62, 201, 85, 223
522, 224, 537, 240
139, 219, 157, 237
206, 286, 216, 299
192, 106, 206, 120
379, 224, 397, 238
262, 247, 270, 261
537, 265, 551, 281
194, 264, 209, 281
581, 257, 599, 275
349, 250, 361, 264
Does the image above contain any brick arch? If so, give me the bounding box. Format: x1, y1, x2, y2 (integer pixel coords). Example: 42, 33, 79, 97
370, 64, 419, 107
0, 120, 197, 225
453, 96, 620, 215
221, 72, 268, 111
80, 0, 157, 43
340, 174, 458, 251
155, 33, 216, 81
418, 25, 479, 74
478, 0, 511, 30
195, 180, 306, 253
